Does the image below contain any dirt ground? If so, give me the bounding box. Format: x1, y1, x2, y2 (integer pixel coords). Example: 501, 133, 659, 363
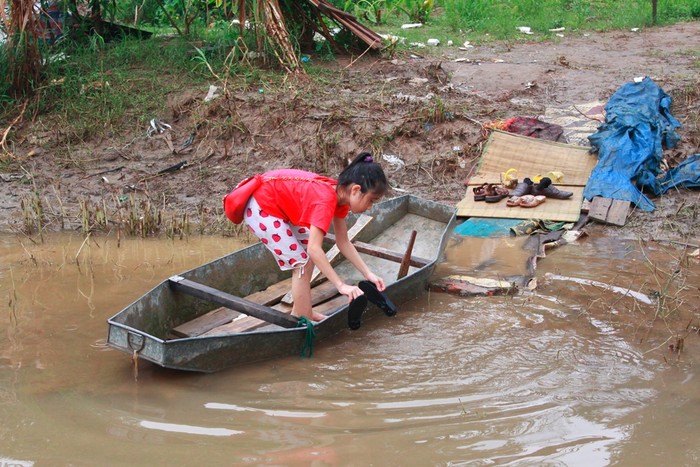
1, 21, 699, 242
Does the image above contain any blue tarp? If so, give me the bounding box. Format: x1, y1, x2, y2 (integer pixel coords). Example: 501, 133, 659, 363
584, 77, 684, 211
453, 217, 523, 237
655, 153, 700, 194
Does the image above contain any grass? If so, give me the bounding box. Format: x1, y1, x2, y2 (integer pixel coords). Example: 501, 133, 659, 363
34, 36, 205, 143
371, 0, 700, 46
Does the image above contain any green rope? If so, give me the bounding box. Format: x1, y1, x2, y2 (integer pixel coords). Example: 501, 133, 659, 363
297, 316, 316, 358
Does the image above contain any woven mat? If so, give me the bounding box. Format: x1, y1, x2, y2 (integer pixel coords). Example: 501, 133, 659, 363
457, 130, 598, 222
544, 101, 606, 147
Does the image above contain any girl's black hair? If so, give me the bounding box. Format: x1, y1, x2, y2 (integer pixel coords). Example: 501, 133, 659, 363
337, 152, 388, 195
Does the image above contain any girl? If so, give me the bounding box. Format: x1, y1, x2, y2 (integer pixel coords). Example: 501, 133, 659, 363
243, 152, 388, 322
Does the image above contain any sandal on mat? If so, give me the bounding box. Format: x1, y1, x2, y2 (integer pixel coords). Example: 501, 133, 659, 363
485, 184, 510, 203
359, 280, 397, 317
518, 195, 546, 208
506, 196, 522, 207
473, 183, 488, 201
348, 294, 369, 330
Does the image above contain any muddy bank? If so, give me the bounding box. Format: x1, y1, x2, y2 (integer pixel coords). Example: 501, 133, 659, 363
1, 22, 699, 240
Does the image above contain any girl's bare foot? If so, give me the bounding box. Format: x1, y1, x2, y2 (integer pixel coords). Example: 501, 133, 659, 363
311, 312, 326, 322
292, 311, 326, 322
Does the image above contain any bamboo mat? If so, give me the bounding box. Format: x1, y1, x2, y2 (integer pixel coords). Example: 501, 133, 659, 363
457, 130, 598, 222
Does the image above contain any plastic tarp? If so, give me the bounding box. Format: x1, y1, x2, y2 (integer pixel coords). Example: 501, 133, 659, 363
655, 153, 700, 194
584, 77, 682, 211
453, 218, 522, 237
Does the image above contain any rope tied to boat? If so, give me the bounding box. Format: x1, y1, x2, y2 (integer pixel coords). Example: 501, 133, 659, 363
127, 331, 145, 382
297, 316, 316, 358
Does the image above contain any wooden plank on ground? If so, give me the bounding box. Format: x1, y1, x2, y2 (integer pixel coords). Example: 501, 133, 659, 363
588, 196, 630, 226
605, 199, 631, 226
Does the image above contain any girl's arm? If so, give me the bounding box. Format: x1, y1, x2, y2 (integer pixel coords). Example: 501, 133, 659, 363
306, 224, 365, 301
331, 217, 386, 292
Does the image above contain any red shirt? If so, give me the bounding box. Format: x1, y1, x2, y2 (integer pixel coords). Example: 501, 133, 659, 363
253, 169, 350, 233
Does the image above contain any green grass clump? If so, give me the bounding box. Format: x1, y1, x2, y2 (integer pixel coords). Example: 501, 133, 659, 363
33, 35, 205, 142
439, 0, 699, 38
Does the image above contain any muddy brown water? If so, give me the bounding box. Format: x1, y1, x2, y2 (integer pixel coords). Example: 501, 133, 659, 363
1, 232, 699, 465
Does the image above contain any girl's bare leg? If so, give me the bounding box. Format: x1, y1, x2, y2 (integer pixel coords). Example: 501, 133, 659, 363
291, 261, 326, 321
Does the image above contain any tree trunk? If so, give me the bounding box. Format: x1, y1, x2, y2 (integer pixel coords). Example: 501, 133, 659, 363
6, 0, 43, 96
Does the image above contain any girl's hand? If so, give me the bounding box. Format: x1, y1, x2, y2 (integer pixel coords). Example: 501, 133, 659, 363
338, 283, 364, 302
364, 272, 386, 292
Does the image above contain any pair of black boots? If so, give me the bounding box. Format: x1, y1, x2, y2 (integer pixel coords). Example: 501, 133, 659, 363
347, 281, 397, 330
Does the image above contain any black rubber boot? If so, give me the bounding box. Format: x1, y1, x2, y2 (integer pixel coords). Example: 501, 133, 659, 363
348, 295, 368, 330
358, 281, 397, 317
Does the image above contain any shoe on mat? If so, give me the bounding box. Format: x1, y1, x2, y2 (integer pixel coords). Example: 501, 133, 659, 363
358, 280, 397, 317
510, 178, 533, 197
506, 196, 522, 207
531, 177, 573, 199
348, 294, 369, 330
518, 195, 546, 208
485, 184, 510, 203
473, 183, 488, 201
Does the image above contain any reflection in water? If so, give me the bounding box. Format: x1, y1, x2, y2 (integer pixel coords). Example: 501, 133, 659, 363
139, 420, 243, 437
1, 233, 699, 464
205, 402, 327, 419
434, 235, 535, 281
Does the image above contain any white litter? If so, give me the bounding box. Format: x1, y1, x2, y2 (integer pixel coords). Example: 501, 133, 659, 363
517, 26, 533, 34
393, 92, 435, 103
409, 77, 429, 86
382, 154, 405, 168
401, 23, 423, 29
380, 34, 405, 44
204, 85, 221, 102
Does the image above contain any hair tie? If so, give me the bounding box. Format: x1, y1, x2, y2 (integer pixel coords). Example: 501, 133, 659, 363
363, 155, 373, 163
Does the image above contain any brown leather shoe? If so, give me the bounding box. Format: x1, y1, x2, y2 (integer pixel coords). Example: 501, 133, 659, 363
532, 177, 573, 199
510, 178, 533, 197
